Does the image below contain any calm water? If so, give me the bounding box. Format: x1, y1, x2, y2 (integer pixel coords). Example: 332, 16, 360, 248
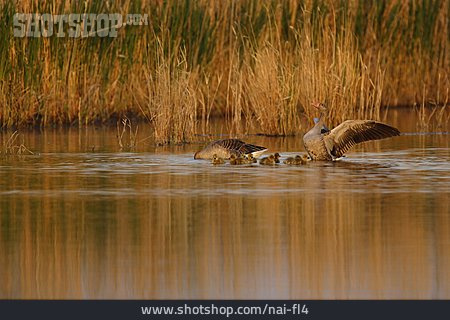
0, 111, 449, 299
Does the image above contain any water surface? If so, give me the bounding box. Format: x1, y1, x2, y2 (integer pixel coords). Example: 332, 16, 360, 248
0, 113, 449, 299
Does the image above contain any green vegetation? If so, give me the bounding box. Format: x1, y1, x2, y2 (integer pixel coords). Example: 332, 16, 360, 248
0, 0, 448, 143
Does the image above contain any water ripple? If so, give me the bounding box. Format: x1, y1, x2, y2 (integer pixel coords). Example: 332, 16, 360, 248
1, 147, 448, 197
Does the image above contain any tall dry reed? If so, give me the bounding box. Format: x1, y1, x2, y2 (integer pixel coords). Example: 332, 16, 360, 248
0, 0, 448, 142
0, 131, 33, 155
243, 46, 301, 135
131, 42, 198, 145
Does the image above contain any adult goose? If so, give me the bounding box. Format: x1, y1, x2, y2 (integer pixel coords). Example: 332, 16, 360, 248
303, 102, 400, 161
194, 139, 267, 160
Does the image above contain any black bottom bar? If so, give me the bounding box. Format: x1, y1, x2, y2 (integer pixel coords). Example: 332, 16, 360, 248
1, 300, 448, 320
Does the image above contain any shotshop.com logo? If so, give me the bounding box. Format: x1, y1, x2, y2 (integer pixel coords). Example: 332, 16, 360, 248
13, 13, 148, 38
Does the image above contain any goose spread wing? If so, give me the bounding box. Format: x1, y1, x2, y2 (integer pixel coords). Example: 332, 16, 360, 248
324, 120, 400, 157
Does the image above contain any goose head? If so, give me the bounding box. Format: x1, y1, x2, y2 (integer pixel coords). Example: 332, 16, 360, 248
311, 101, 327, 113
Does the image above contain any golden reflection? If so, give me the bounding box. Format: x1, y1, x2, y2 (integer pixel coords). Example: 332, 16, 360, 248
0, 187, 448, 298
0, 110, 449, 299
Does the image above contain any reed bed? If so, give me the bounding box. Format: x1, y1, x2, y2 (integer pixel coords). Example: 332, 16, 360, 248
0, 0, 448, 143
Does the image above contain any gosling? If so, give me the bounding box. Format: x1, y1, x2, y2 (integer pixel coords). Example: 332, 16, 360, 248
259, 154, 277, 165
283, 154, 309, 165
211, 154, 225, 165
274, 152, 281, 163
230, 154, 246, 165
244, 154, 257, 164
283, 156, 298, 165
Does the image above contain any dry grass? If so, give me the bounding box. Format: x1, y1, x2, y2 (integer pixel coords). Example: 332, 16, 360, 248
131, 43, 198, 145
1, 131, 33, 155
0, 0, 449, 142
416, 86, 450, 131
116, 118, 139, 151
244, 46, 301, 135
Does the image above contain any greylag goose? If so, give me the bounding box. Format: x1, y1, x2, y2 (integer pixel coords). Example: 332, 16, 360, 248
211, 154, 225, 165
314, 117, 330, 133
194, 139, 267, 160
303, 102, 400, 161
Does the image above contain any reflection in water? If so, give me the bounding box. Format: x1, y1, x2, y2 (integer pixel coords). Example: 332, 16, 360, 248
0, 118, 449, 299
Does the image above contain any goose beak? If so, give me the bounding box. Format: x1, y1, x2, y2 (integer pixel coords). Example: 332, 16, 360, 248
311, 102, 320, 109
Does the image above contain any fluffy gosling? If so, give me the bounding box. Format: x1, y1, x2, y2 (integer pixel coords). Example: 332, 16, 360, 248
211, 154, 225, 165
259, 154, 276, 165
230, 154, 246, 165
274, 152, 281, 163
283, 154, 309, 165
